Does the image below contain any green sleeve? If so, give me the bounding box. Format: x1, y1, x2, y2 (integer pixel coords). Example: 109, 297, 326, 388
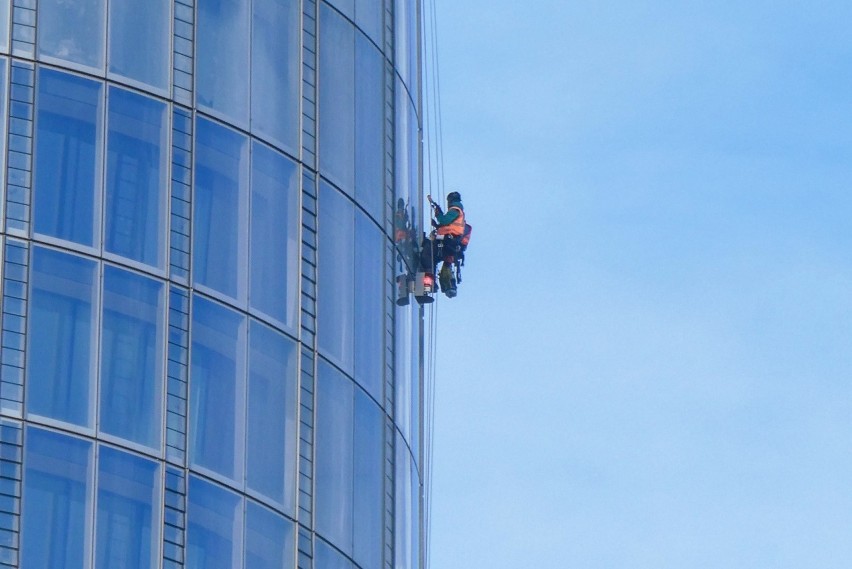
436, 208, 460, 226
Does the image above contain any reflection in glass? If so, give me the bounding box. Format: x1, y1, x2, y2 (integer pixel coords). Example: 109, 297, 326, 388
194, 117, 249, 301
105, 87, 168, 268
245, 500, 295, 569
317, 183, 354, 372
197, 0, 249, 125
394, 302, 420, 460
247, 320, 297, 511
38, 0, 105, 69
28, 248, 97, 427
21, 428, 92, 569
355, 32, 385, 221
187, 476, 243, 569
395, 434, 420, 569
34, 69, 102, 246
189, 295, 246, 481
251, 0, 300, 152
354, 212, 384, 401
96, 446, 159, 569
319, 4, 355, 193
108, 0, 169, 89
100, 266, 164, 448
250, 142, 299, 329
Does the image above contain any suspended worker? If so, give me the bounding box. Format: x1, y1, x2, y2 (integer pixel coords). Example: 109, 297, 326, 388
420, 191, 470, 298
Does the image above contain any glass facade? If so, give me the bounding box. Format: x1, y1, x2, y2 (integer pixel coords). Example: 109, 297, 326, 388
1, 1, 426, 569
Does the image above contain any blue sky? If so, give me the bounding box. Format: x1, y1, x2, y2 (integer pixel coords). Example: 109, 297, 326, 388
427, 2, 852, 567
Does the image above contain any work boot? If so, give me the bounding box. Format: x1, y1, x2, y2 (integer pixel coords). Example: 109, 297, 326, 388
438, 264, 452, 293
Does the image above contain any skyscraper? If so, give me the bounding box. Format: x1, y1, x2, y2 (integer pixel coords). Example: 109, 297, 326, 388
0, 1, 425, 568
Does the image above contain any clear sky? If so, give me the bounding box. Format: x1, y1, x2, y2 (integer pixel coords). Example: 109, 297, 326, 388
427, 1, 852, 567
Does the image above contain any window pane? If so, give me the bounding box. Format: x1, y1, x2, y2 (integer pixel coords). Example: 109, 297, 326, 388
245, 500, 295, 569
96, 447, 159, 569
247, 320, 297, 511
316, 539, 352, 569
315, 361, 354, 554
100, 266, 164, 448
28, 248, 97, 427
393, 0, 417, 97
189, 295, 245, 481
356, 0, 383, 46
108, 0, 169, 89
319, 4, 355, 193
193, 118, 249, 301
354, 213, 383, 401
38, 0, 105, 69
250, 142, 299, 329
394, 302, 413, 448
394, 436, 419, 569
187, 476, 243, 569
355, 33, 384, 221
251, 0, 299, 152
317, 183, 354, 372
197, 0, 249, 126
327, 0, 353, 21
105, 87, 168, 268
353, 390, 384, 569
0, 1, 10, 53
34, 69, 102, 247
22, 428, 92, 569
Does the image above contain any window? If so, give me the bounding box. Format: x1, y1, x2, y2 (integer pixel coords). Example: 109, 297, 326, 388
28, 247, 98, 427
250, 142, 299, 330
189, 294, 246, 481
319, 4, 355, 193
105, 87, 168, 269
34, 69, 102, 247
251, 0, 300, 152
394, 301, 419, 458
354, 212, 384, 402
193, 117, 249, 302
21, 428, 93, 569
355, 33, 385, 221
187, 476, 243, 569
246, 320, 297, 512
245, 500, 296, 569
108, 0, 170, 90
317, 183, 354, 372
197, 0, 250, 126
315, 539, 353, 569
394, 434, 419, 569
95, 446, 159, 569
100, 265, 165, 449
0, 1, 9, 53
356, 0, 383, 46
316, 361, 384, 564
38, 0, 105, 70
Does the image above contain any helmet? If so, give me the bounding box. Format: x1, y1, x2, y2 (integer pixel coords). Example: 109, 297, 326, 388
447, 191, 462, 203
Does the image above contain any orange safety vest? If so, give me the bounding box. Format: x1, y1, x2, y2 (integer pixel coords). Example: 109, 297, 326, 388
437, 206, 465, 236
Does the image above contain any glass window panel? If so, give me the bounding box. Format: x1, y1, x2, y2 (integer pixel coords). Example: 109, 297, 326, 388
108, 0, 169, 89
355, 33, 384, 221
193, 118, 249, 301
190, 295, 246, 481
353, 390, 384, 569
393, 0, 417, 97
356, 0, 383, 46
315, 361, 354, 554
245, 500, 295, 569
317, 183, 354, 373
393, 302, 413, 448
0, 1, 8, 53
187, 476, 243, 569
394, 435, 419, 569
251, 0, 299, 152
21, 428, 92, 569
105, 87, 168, 268
250, 142, 299, 329
96, 447, 159, 569
319, 4, 355, 193
316, 539, 352, 569
100, 266, 164, 448
354, 212, 384, 401
38, 0, 105, 69
327, 0, 354, 21
28, 248, 97, 427
197, 0, 249, 126
34, 69, 102, 247
246, 320, 297, 512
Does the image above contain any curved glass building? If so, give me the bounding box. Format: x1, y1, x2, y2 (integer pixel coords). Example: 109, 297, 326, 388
0, 0, 425, 568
